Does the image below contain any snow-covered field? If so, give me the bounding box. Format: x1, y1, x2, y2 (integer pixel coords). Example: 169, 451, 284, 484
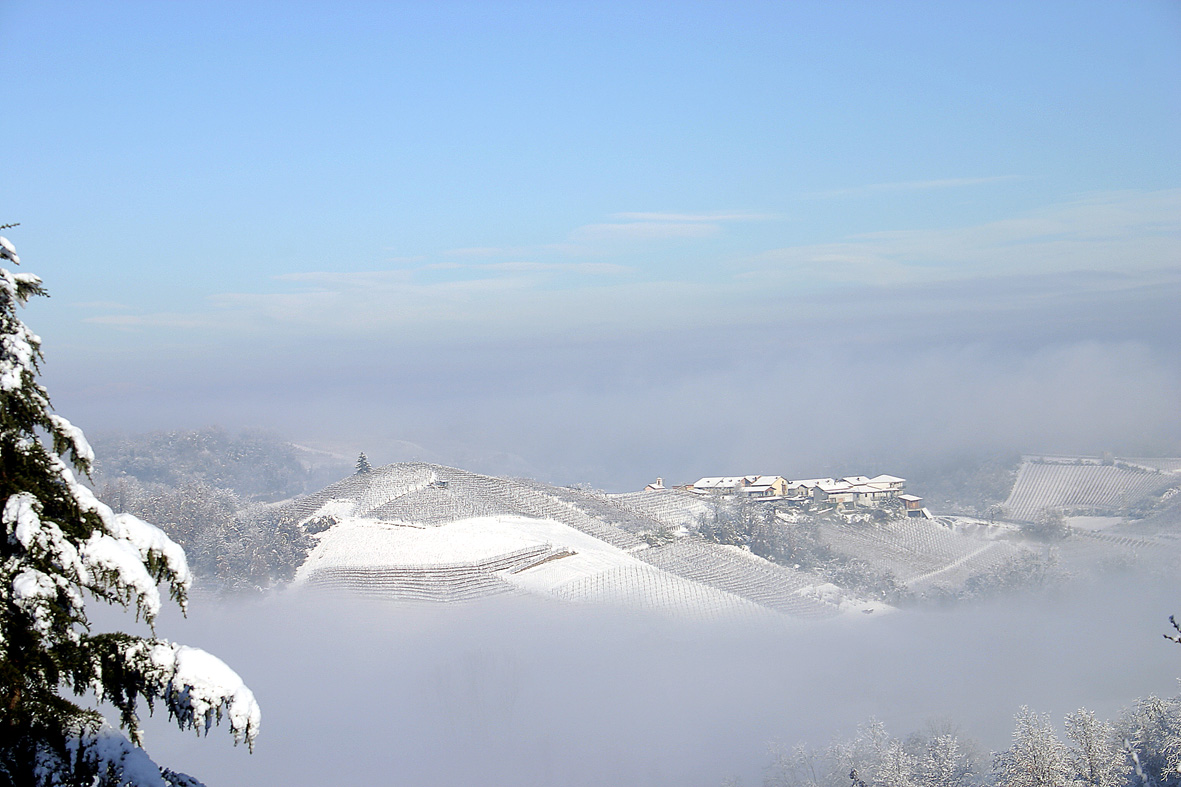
1064, 515, 1123, 531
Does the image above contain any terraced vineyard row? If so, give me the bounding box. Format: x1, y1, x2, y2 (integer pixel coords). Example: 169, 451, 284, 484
551, 564, 773, 621
293, 463, 646, 550
441, 470, 645, 550
607, 490, 710, 529
1002, 462, 1174, 522
291, 462, 437, 519
303, 544, 551, 601
1122, 457, 1181, 474
636, 539, 841, 618
369, 484, 498, 525
509, 478, 673, 536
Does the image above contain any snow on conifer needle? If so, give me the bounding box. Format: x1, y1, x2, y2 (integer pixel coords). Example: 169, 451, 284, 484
49, 414, 96, 465
0, 235, 19, 264
1, 233, 258, 783
127, 642, 261, 748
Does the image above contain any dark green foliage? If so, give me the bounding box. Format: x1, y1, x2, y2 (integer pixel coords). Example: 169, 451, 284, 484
1, 234, 253, 785
355, 452, 372, 475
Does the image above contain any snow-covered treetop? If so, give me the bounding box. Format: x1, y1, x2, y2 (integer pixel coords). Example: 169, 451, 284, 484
0, 234, 260, 786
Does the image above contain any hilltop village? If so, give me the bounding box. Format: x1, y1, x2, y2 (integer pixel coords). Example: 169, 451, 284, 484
646, 473, 929, 517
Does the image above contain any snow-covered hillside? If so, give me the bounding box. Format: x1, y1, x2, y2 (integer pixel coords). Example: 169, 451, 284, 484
288, 461, 1169, 618
288, 463, 894, 619
1002, 458, 1179, 522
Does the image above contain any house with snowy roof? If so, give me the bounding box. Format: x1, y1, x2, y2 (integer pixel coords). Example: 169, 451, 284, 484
692, 476, 754, 495
691, 475, 787, 497
785, 478, 835, 497
898, 493, 927, 517
806, 474, 908, 505
812, 479, 858, 504
740, 476, 789, 499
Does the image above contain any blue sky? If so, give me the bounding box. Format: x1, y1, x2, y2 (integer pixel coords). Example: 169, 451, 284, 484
3, 1, 1179, 487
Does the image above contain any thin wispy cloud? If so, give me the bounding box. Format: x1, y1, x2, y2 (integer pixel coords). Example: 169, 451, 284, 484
481, 261, 632, 275
609, 211, 775, 222
441, 247, 506, 258
750, 189, 1181, 285
378, 254, 428, 264
77, 190, 1180, 353
569, 209, 774, 244
569, 220, 721, 242
72, 301, 132, 310
812, 175, 1023, 199
274, 270, 415, 286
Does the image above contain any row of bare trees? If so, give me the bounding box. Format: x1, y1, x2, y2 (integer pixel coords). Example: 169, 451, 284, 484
763, 695, 1181, 787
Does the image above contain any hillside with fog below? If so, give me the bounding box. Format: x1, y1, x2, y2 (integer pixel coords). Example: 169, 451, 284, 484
89, 431, 1181, 613
281, 456, 1181, 617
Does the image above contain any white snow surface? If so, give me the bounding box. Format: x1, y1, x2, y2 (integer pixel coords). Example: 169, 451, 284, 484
0, 235, 18, 264
63, 726, 173, 787
297, 516, 545, 573
83, 532, 166, 618
49, 413, 96, 465
59, 724, 205, 787
306, 498, 360, 522
0, 316, 38, 391
297, 514, 769, 619
134, 641, 261, 748
110, 512, 193, 597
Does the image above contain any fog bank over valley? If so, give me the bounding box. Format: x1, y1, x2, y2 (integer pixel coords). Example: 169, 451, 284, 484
103, 572, 1178, 787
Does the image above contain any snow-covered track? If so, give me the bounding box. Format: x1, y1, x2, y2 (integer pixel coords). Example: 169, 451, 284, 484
817, 518, 1023, 586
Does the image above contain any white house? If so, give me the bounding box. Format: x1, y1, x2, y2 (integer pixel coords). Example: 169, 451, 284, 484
692, 476, 752, 495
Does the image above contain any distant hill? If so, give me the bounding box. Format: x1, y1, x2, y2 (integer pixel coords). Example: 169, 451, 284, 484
284, 462, 1106, 618
90, 426, 351, 502
90, 434, 1181, 602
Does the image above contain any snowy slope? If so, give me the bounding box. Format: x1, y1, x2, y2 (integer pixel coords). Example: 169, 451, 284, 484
295, 514, 783, 620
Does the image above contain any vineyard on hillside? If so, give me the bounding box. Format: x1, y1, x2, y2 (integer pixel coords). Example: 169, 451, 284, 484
1001, 460, 1178, 522
275, 458, 1181, 617
814, 517, 1025, 590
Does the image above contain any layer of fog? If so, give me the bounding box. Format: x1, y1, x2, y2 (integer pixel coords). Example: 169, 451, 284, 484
49, 267, 1181, 489
97, 571, 1180, 787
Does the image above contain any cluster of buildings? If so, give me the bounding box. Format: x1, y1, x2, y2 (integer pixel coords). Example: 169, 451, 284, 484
645, 473, 927, 517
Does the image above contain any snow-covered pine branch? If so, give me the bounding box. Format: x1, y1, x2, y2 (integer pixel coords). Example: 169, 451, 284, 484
0, 233, 259, 786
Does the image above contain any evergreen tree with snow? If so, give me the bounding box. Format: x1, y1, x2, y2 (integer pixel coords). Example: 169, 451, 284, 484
355, 452, 372, 475
0, 232, 259, 786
